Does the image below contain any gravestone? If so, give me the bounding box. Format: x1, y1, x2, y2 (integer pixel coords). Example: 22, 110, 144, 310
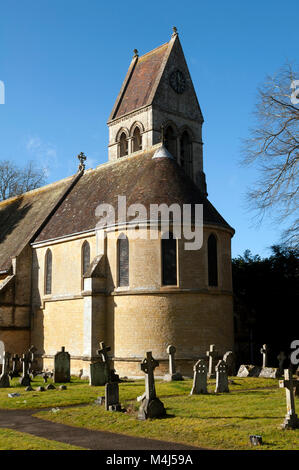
89, 341, 114, 386
105, 382, 121, 411
28, 345, 38, 375
277, 351, 287, 375
190, 359, 208, 395
259, 367, 280, 378
260, 344, 268, 368
138, 351, 166, 420
0, 341, 4, 374
20, 353, 31, 386
215, 360, 229, 393
10, 354, 21, 378
237, 364, 262, 377
164, 345, 183, 381
0, 352, 11, 388
53, 347, 70, 383
206, 344, 218, 378
223, 351, 235, 376
279, 368, 299, 429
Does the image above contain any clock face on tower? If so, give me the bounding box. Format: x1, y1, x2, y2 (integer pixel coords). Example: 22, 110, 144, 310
169, 69, 186, 94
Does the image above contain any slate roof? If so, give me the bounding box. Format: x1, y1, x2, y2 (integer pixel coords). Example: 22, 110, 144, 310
0, 174, 80, 272
33, 148, 234, 244
109, 43, 169, 121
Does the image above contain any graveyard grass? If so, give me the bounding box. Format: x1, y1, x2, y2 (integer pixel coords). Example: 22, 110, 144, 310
0, 428, 84, 450
0, 376, 298, 450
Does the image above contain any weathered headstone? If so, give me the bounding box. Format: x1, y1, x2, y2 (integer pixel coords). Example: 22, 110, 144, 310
223, 351, 235, 376
190, 359, 208, 395
164, 345, 183, 381
89, 341, 113, 386
10, 354, 21, 378
259, 367, 280, 378
277, 351, 287, 375
206, 344, 218, 378
53, 347, 70, 383
28, 345, 38, 375
0, 352, 11, 388
279, 368, 299, 429
215, 360, 229, 393
138, 351, 166, 420
105, 382, 121, 411
260, 344, 268, 368
20, 353, 31, 386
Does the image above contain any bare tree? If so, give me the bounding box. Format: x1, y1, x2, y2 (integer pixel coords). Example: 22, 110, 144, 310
242, 63, 299, 247
0, 160, 46, 201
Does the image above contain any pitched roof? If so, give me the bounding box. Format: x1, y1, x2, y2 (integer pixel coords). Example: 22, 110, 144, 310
0, 174, 80, 272
109, 42, 169, 121
33, 148, 234, 244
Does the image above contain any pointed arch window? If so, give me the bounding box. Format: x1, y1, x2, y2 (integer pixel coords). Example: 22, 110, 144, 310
132, 127, 142, 152
180, 130, 193, 178
45, 249, 52, 295
162, 232, 177, 286
117, 234, 129, 287
119, 132, 128, 158
208, 234, 218, 287
164, 126, 177, 159
82, 241, 90, 277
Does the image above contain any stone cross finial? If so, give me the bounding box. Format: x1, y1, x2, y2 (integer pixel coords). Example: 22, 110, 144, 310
206, 344, 218, 378
77, 152, 87, 172
172, 26, 178, 37
140, 351, 159, 400
279, 369, 299, 429
133, 49, 138, 58
167, 345, 176, 375
260, 344, 268, 368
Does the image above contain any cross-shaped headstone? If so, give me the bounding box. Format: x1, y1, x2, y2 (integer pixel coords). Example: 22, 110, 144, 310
167, 345, 176, 376
260, 344, 268, 368
97, 342, 111, 365
190, 359, 208, 395
206, 344, 218, 378
277, 351, 287, 374
140, 351, 159, 400
279, 368, 299, 429
20, 353, 31, 386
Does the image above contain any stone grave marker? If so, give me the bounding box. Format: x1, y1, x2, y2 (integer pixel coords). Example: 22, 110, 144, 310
10, 354, 21, 378
138, 351, 166, 420
277, 351, 287, 375
89, 341, 112, 386
260, 344, 268, 368
164, 345, 183, 381
53, 347, 70, 383
215, 360, 229, 393
20, 353, 31, 387
190, 359, 208, 395
223, 351, 235, 376
105, 382, 121, 411
28, 345, 38, 375
0, 341, 4, 374
279, 368, 299, 429
0, 352, 11, 388
206, 344, 218, 378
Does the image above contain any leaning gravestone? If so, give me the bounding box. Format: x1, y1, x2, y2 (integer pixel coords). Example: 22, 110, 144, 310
206, 344, 218, 379
237, 364, 261, 377
215, 360, 229, 393
53, 347, 70, 383
105, 382, 122, 411
223, 351, 235, 376
279, 368, 299, 429
0, 352, 11, 388
164, 345, 183, 381
138, 351, 166, 420
190, 359, 208, 395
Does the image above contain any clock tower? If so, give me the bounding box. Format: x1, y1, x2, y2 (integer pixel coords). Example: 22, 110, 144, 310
107, 28, 207, 195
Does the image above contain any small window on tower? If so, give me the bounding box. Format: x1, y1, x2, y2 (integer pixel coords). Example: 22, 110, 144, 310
119, 132, 128, 157
117, 234, 129, 287
180, 130, 193, 178
45, 249, 52, 295
164, 126, 177, 159
162, 232, 177, 286
82, 241, 90, 277
132, 127, 142, 152
208, 234, 218, 287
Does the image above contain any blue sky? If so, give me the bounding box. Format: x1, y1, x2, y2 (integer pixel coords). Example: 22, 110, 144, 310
0, 0, 298, 257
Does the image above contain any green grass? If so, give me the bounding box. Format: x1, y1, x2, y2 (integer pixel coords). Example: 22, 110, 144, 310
0, 428, 84, 450
1, 376, 298, 450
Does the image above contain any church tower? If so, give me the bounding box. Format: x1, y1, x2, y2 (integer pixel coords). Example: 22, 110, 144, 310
107, 27, 207, 195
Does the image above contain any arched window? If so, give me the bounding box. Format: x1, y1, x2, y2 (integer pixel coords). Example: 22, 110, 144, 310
119, 132, 128, 157
180, 130, 193, 178
117, 234, 129, 287
162, 232, 177, 286
82, 241, 90, 277
208, 234, 218, 287
45, 249, 52, 295
132, 127, 142, 152
164, 126, 177, 159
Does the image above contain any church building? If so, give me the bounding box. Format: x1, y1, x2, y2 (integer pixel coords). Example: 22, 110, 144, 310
0, 29, 235, 377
